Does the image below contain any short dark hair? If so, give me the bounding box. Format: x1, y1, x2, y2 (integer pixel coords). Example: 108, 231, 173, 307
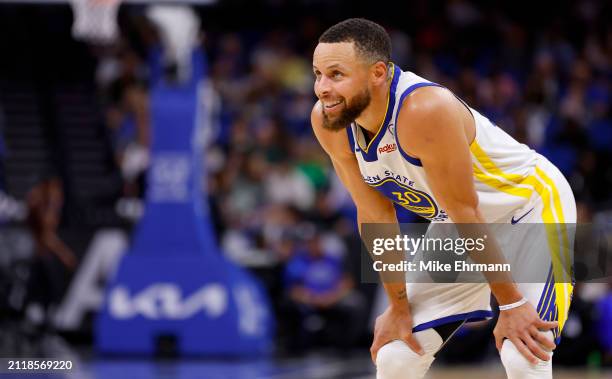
319, 18, 391, 64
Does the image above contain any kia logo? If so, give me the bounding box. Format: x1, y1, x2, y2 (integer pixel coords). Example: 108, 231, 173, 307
109, 283, 227, 320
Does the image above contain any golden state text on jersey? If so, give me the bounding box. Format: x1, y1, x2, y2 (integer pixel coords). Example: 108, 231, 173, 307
364, 172, 447, 221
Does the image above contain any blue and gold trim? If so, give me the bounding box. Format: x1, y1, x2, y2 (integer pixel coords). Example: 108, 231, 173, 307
350, 63, 401, 162
412, 310, 494, 333
536, 266, 554, 319
536, 265, 565, 343
346, 126, 356, 152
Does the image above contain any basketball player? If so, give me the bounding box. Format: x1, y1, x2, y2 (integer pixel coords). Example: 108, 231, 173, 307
311, 18, 575, 379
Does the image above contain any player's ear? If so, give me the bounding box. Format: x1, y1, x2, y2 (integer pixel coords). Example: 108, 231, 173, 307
370, 61, 388, 86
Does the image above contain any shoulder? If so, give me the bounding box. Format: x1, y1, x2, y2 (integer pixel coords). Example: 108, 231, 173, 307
310, 101, 354, 160
398, 85, 459, 125
396, 86, 466, 154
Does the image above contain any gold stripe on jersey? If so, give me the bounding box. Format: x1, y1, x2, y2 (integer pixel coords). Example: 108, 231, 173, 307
470, 141, 572, 333
355, 65, 395, 153
534, 168, 573, 332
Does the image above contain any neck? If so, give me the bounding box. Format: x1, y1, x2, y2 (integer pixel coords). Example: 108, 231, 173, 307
354, 74, 393, 136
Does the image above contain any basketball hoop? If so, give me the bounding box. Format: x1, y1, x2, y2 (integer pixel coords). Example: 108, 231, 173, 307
70, 0, 122, 45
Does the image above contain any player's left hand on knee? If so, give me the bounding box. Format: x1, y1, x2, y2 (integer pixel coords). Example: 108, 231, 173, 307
493, 301, 557, 364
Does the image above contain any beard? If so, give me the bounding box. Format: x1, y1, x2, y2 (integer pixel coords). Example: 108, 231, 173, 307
322, 88, 371, 132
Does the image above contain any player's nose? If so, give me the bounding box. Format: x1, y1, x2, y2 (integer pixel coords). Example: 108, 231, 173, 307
315, 76, 332, 98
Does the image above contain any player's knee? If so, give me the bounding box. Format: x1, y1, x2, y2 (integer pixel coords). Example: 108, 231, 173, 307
500, 337, 553, 379
500, 340, 529, 377
376, 340, 431, 379
375, 329, 442, 379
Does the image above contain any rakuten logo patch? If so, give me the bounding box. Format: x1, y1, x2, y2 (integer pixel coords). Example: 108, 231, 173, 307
378, 143, 397, 154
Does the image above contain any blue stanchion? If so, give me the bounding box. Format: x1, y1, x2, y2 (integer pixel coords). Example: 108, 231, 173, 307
96, 49, 274, 356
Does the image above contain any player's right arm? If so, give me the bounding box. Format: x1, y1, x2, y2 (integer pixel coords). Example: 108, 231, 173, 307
311, 101, 425, 361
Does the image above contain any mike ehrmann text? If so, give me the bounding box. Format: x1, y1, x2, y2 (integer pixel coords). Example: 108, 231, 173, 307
373, 260, 511, 273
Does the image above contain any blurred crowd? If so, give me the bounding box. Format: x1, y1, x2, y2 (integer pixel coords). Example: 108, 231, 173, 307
1, 0, 612, 366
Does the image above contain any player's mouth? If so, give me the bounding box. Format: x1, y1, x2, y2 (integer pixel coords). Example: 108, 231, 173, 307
323, 100, 343, 113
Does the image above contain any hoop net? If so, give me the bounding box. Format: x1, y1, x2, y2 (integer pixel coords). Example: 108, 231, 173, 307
71, 0, 122, 45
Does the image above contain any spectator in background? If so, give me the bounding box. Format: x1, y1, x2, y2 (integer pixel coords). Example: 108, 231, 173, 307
0, 106, 26, 224
23, 175, 77, 344
264, 159, 315, 212
97, 44, 151, 204
106, 81, 150, 199
0, 191, 26, 224
284, 232, 365, 353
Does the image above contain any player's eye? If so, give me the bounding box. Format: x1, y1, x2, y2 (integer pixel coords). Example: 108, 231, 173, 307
313, 71, 322, 80
332, 71, 343, 79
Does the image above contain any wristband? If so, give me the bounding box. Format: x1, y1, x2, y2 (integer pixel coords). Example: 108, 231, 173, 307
499, 297, 528, 311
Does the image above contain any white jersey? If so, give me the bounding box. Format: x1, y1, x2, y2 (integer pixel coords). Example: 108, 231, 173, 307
347, 63, 539, 223
349, 64, 577, 332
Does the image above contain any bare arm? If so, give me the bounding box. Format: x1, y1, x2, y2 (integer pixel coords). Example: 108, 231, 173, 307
311, 102, 424, 360
311, 101, 407, 308
397, 87, 556, 363
44, 233, 77, 270
396, 87, 522, 303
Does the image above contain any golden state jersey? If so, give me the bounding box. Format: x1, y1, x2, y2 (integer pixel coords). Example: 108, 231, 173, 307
347, 63, 540, 223
348, 64, 577, 336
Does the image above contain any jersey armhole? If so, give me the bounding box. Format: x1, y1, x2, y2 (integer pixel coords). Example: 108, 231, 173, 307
449, 93, 478, 147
